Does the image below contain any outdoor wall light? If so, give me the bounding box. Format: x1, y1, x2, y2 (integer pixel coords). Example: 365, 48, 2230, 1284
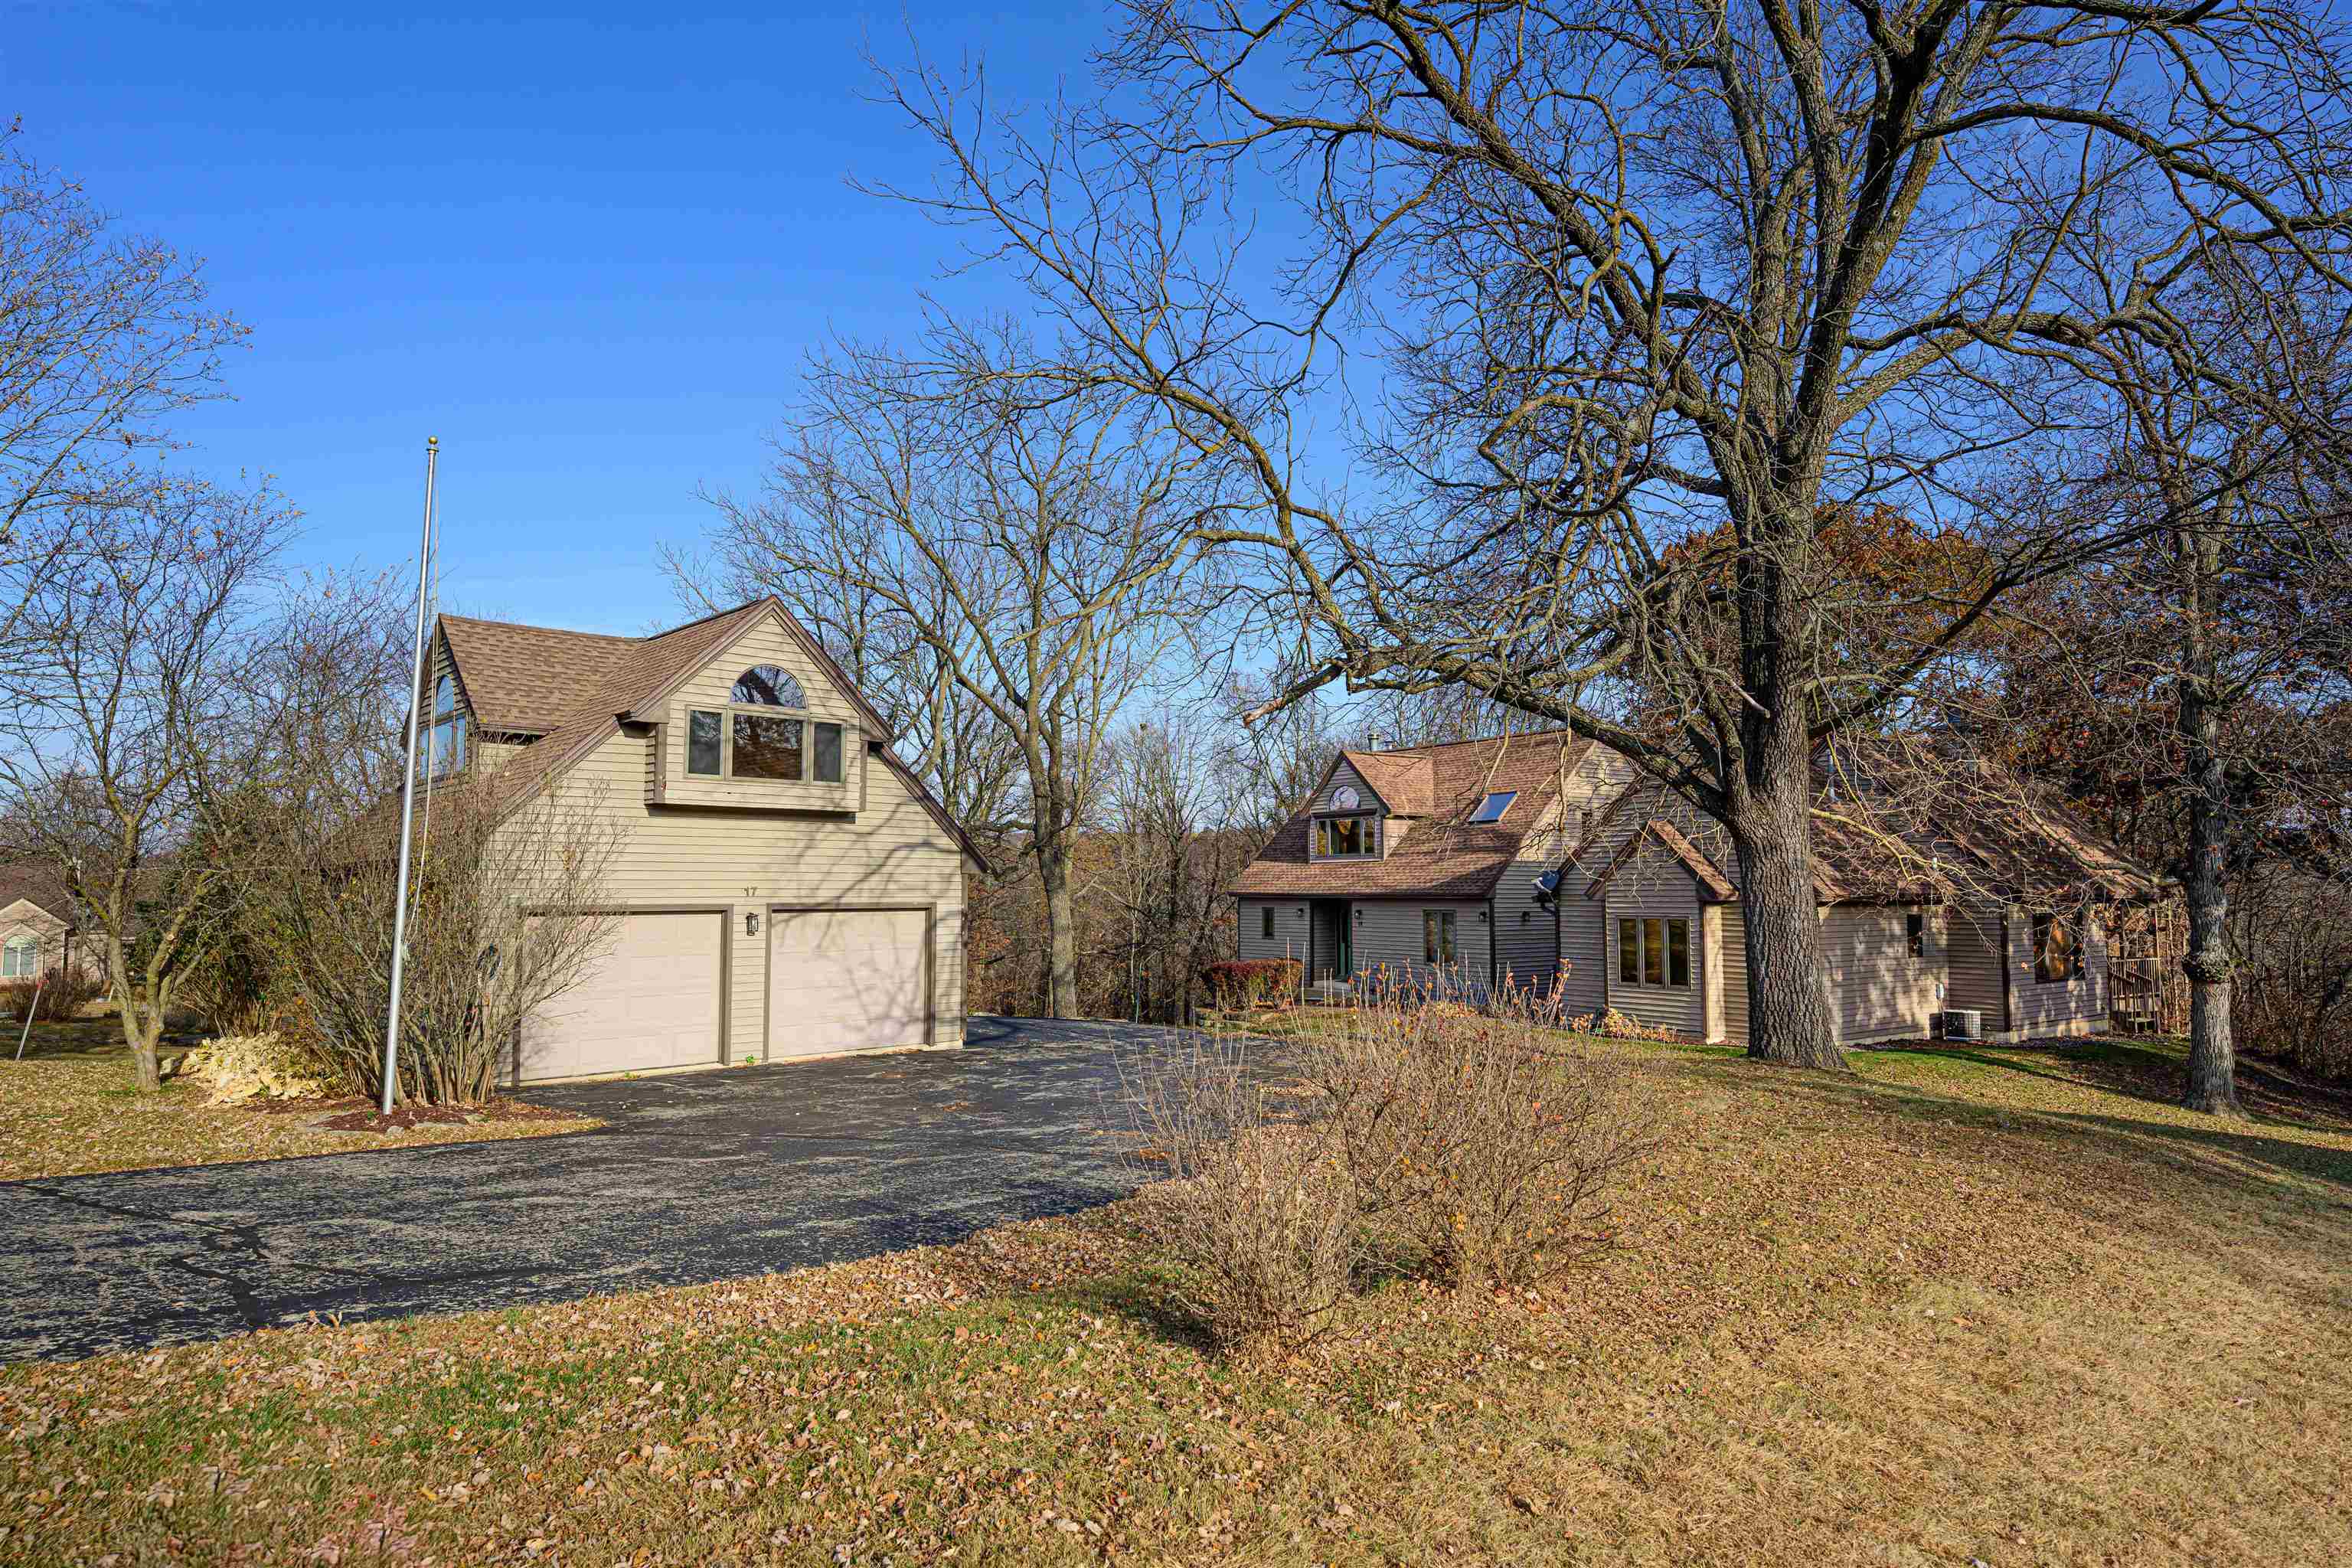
1354, 907, 1364, 923
745, 911, 760, 936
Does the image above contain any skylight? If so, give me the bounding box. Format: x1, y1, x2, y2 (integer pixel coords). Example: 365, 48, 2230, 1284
1470, 790, 1517, 823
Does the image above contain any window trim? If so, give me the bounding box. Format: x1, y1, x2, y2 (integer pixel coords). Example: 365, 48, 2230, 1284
2, 936, 38, 979
1615, 915, 1692, 988
1312, 815, 1377, 858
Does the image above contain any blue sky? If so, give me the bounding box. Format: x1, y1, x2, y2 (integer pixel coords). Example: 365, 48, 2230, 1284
10, 2, 1100, 632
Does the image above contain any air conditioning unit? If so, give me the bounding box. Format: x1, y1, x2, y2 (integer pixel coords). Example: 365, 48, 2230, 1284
1941, 1008, 1984, 1042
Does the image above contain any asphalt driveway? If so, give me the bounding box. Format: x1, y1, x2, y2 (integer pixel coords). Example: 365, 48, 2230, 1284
0, 1017, 1190, 1364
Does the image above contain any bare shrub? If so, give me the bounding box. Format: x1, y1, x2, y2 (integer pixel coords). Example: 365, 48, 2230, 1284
1123, 1034, 1358, 1357
231, 781, 625, 1106
1, 962, 104, 1025
1305, 998, 1653, 1291
1200, 958, 1300, 1012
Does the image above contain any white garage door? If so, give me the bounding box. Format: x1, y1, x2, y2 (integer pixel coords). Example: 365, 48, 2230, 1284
518, 911, 724, 1082
767, 908, 927, 1059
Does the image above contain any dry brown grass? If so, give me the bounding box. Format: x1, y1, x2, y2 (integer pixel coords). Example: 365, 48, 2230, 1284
4, 1032, 2348, 1565
0, 1021, 600, 1181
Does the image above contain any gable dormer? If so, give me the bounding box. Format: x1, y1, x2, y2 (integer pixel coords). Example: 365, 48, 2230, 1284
644, 609, 867, 813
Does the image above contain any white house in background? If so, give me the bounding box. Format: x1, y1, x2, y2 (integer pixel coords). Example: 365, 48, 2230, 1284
427, 598, 985, 1083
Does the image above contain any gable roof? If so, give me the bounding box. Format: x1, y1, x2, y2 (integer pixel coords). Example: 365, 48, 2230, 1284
438, 615, 639, 736
1557, 756, 2165, 909
1338, 750, 1435, 816
437, 598, 987, 873
1230, 730, 1592, 900
0, 864, 74, 924
1584, 818, 1736, 903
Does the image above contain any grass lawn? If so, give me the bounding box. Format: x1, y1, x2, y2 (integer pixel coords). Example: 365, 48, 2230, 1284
0, 1019, 602, 1182
3, 1028, 2348, 1566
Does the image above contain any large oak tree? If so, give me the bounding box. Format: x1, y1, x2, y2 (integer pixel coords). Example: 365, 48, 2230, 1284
877, 0, 2352, 1066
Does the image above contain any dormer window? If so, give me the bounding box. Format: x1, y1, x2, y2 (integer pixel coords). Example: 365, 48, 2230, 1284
427, 674, 468, 778
1314, 815, 1376, 858
1470, 791, 1516, 823
684, 665, 844, 784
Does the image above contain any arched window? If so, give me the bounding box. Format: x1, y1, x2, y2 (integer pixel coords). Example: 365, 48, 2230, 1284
2, 936, 38, 979
731, 665, 805, 708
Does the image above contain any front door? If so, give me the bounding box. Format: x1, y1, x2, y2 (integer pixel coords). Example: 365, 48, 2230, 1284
1312, 900, 1354, 983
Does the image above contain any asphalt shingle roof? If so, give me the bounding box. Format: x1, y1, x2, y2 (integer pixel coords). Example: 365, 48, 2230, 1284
1230, 730, 1591, 900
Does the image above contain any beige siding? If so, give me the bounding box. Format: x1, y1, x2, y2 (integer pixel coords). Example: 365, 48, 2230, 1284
1821, 905, 1942, 1044
1945, 904, 2008, 1028
0, 900, 97, 988
2006, 910, 2109, 1037
1720, 904, 1749, 1046
1602, 878, 1707, 1037
1555, 885, 1609, 1021
532, 612, 966, 1064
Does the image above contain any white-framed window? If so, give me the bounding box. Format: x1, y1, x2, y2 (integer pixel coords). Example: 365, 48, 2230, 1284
2, 936, 38, 979
426, 674, 468, 778
687, 667, 844, 784
1423, 910, 1457, 965
1313, 815, 1376, 857
1617, 916, 1690, 988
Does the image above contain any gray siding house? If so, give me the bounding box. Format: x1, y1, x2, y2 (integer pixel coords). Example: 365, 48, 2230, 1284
1231, 732, 1631, 1001
430, 599, 984, 1083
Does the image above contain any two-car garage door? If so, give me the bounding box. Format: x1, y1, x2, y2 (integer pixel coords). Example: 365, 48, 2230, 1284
517, 906, 929, 1082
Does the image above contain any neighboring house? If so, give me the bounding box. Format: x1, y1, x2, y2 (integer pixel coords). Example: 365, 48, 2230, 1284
430, 599, 985, 1083
1230, 731, 1634, 999
1230, 733, 2168, 1045
0, 865, 99, 991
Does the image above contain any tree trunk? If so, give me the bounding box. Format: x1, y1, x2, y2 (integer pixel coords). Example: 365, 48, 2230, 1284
2177, 564, 2243, 1115
120, 995, 164, 1093
1038, 844, 1080, 1020
1733, 790, 1847, 1070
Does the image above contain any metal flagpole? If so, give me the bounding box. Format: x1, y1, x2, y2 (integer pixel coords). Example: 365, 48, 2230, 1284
380, 436, 439, 1116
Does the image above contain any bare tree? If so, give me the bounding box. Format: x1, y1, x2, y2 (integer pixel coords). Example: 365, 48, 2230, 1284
671, 323, 1223, 1017
0, 476, 292, 1090
1, 129, 243, 658
874, 0, 2352, 1067
1971, 270, 2352, 1112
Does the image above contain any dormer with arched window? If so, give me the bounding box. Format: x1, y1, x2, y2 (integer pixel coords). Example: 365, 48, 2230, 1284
658, 654, 859, 811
